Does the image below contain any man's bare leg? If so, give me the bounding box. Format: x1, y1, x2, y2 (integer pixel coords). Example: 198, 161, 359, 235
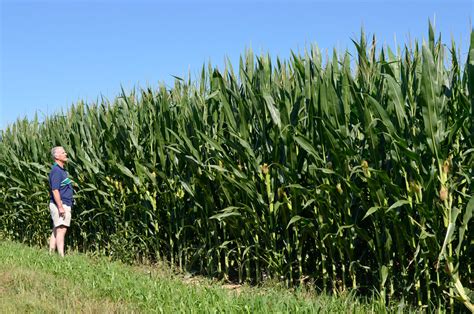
49, 229, 57, 254
55, 226, 67, 257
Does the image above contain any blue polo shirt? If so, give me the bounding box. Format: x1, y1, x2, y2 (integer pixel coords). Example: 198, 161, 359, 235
49, 163, 74, 207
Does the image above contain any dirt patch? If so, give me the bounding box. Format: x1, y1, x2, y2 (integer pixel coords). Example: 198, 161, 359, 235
222, 283, 243, 295
0, 269, 14, 294
176, 272, 244, 295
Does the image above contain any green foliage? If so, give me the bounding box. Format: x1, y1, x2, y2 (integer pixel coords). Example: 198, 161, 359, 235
1, 26, 472, 311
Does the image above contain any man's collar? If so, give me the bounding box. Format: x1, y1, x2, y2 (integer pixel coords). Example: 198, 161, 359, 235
53, 162, 64, 169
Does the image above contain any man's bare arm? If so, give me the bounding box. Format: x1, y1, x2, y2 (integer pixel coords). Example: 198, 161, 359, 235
52, 189, 65, 216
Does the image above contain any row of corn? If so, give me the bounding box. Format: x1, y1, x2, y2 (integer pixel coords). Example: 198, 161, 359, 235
0, 25, 472, 310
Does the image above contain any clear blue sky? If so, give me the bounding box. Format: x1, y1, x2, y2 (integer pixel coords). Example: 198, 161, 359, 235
1, 0, 472, 129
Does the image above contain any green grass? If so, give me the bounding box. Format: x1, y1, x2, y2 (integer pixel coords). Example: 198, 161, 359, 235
0, 240, 395, 313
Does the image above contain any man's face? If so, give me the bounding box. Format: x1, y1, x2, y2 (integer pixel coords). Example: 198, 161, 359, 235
55, 147, 68, 163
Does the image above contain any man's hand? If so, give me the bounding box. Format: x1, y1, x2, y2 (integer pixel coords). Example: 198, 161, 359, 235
59, 207, 66, 218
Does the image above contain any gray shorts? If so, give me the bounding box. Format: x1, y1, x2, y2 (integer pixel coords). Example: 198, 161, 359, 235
50, 202, 72, 228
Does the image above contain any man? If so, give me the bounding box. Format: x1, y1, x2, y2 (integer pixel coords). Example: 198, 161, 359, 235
48, 146, 74, 257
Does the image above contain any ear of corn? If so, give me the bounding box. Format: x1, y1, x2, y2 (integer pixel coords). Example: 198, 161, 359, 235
1, 24, 472, 310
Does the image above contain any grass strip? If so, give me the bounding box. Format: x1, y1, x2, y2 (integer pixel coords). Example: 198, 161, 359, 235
0, 240, 391, 313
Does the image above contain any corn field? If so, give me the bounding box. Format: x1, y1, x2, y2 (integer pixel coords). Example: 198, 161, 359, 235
1, 26, 473, 310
